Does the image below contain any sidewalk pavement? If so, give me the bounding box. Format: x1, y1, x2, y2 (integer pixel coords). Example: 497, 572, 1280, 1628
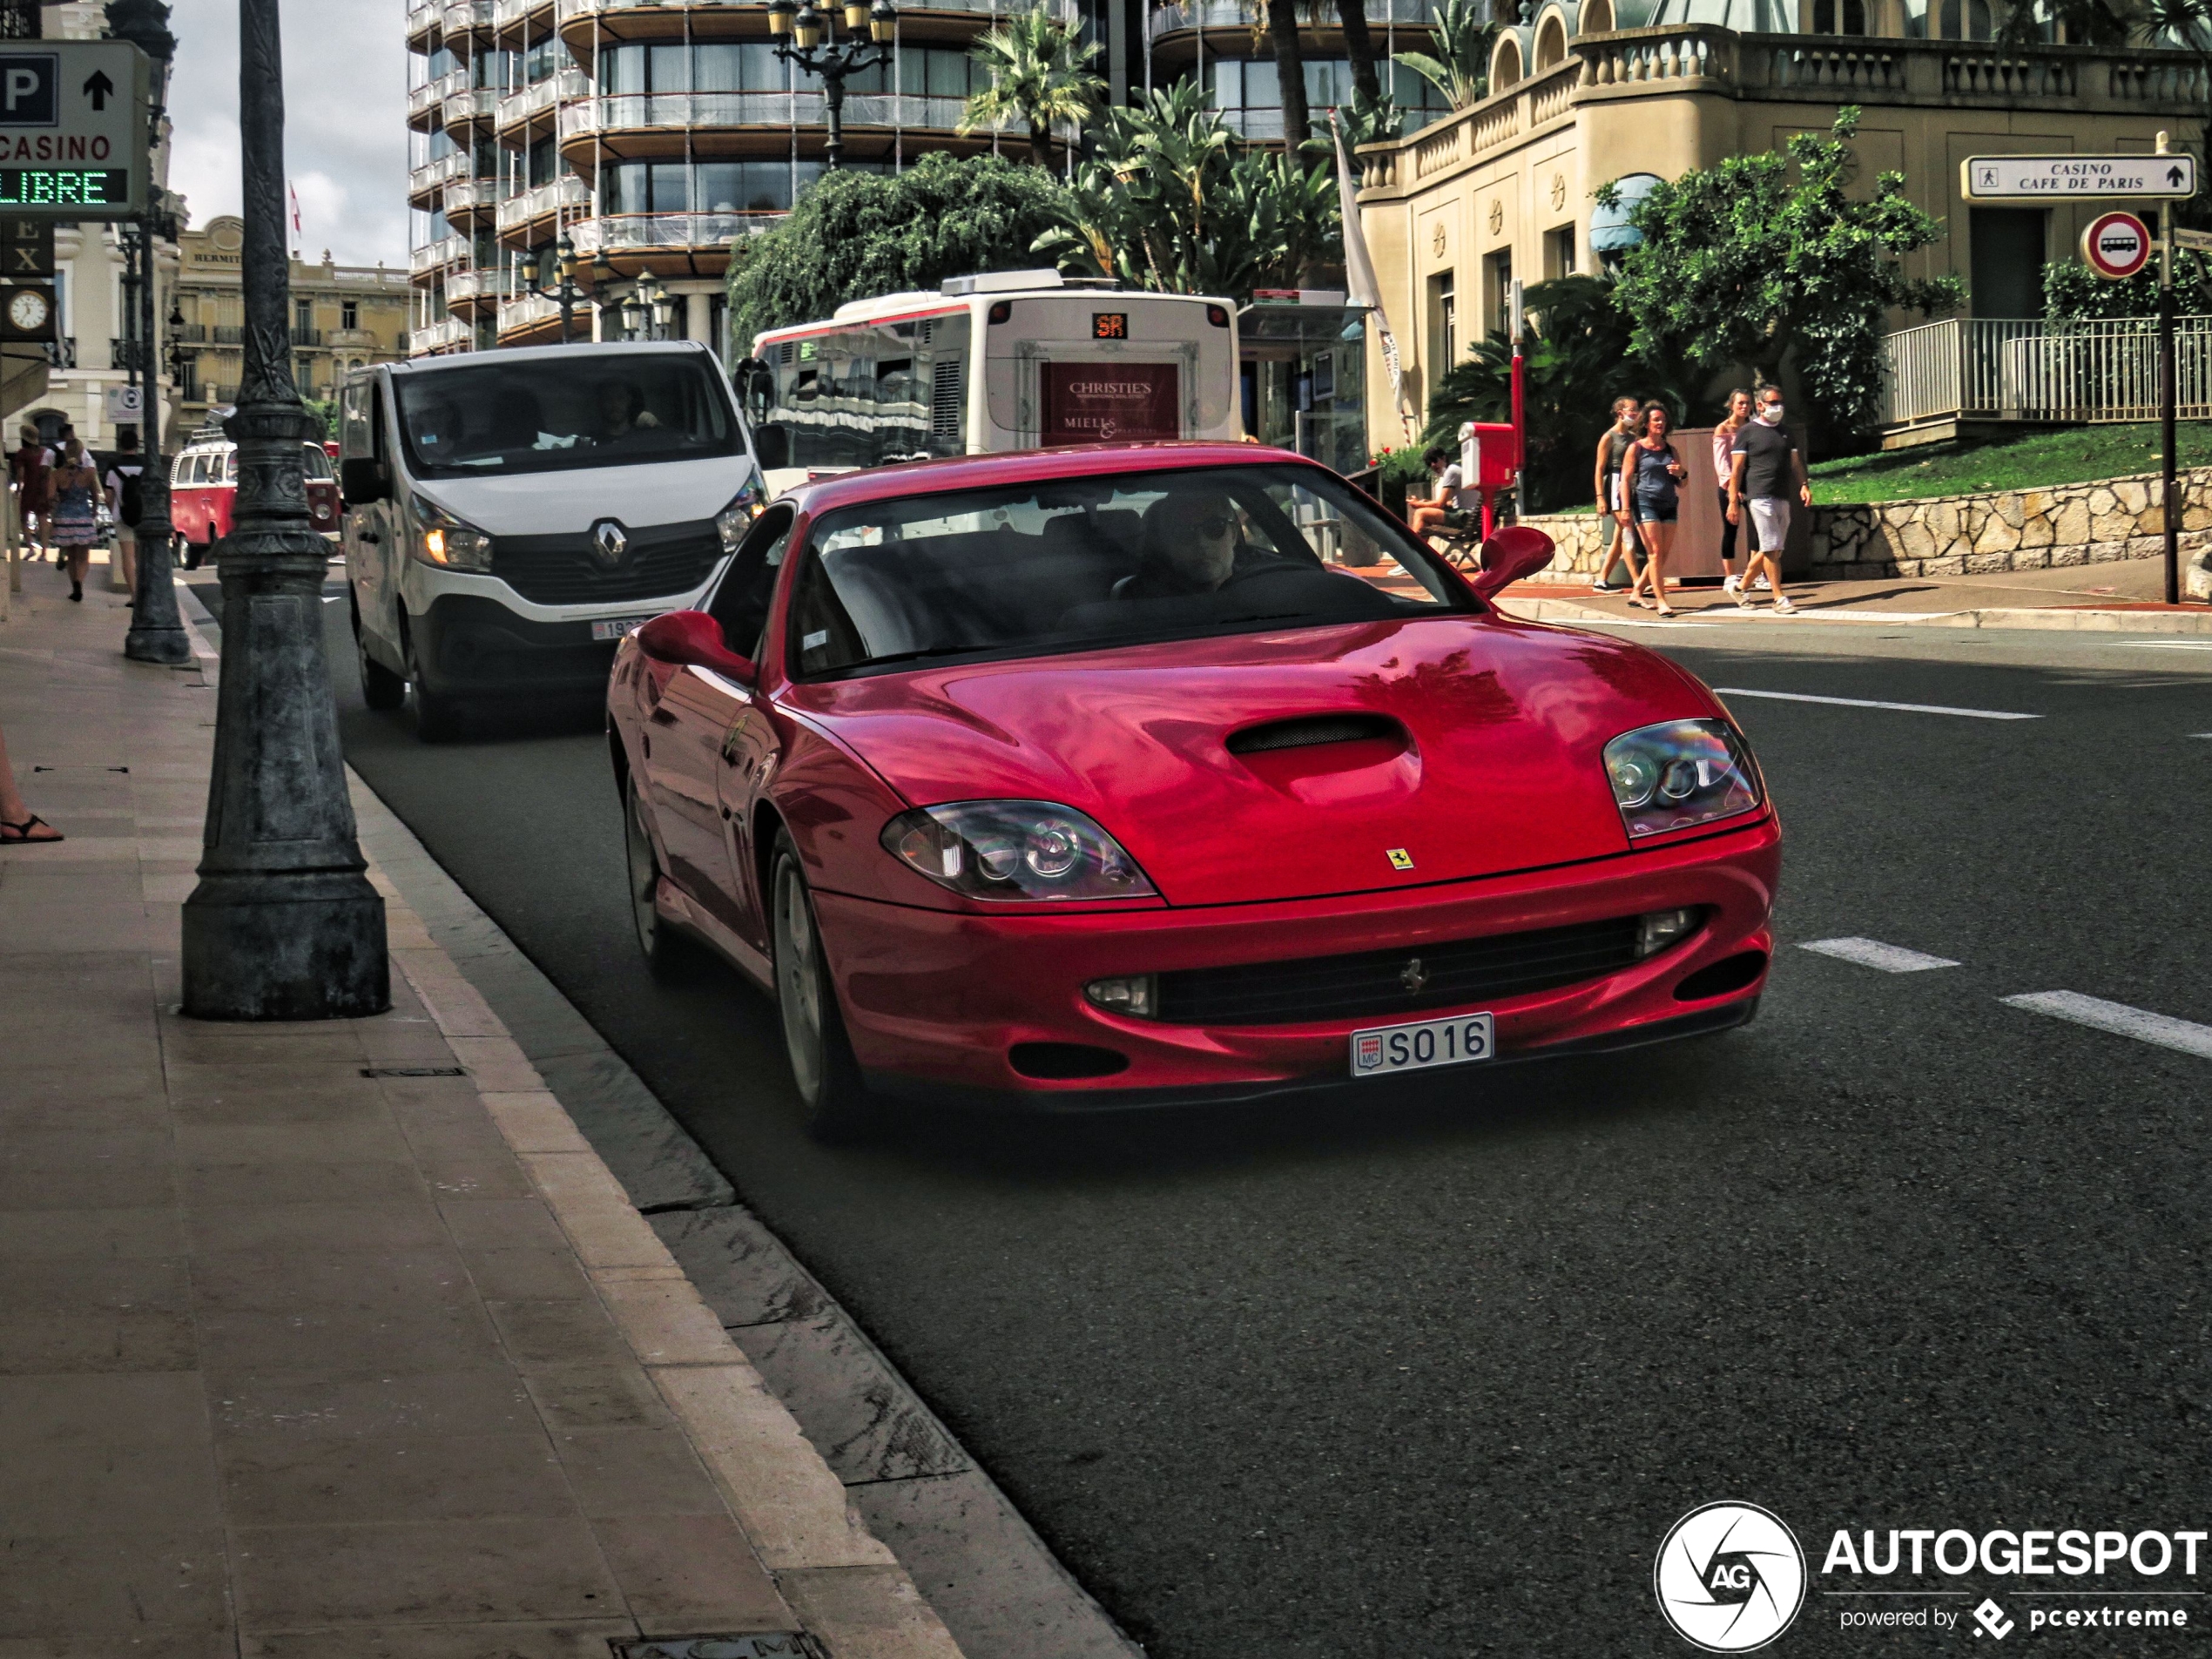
0, 570, 964, 1657
1501, 555, 2212, 633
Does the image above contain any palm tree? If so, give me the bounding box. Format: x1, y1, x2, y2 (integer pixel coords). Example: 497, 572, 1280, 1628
1396, 0, 1498, 109
959, 4, 1107, 167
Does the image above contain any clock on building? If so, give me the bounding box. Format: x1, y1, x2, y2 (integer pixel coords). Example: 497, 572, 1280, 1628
0, 283, 55, 342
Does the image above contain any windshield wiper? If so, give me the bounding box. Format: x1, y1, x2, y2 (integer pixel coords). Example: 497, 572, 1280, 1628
857, 644, 996, 669
1210, 610, 1317, 626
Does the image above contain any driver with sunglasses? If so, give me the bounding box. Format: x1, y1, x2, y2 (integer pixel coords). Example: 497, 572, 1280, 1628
1116, 489, 1270, 601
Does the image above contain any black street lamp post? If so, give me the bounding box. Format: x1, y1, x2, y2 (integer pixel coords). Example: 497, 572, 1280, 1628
767, 0, 898, 172
179, 0, 387, 1021
107, 0, 190, 666
523, 232, 585, 342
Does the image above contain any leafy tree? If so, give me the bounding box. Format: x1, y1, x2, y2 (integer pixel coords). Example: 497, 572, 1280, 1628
958, 5, 1106, 167
1603, 107, 1963, 446
726, 153, 1069, 342
1337, 86, 1401, 149
1416, 274, 1696, 512
1995, 0, 2131, 44
1397, 0, 1498, 110
2043, 257, 2161, 320
1033, 81, 1340, 298
301, 398, 339, 442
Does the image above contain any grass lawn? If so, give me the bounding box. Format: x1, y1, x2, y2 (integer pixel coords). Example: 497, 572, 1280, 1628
1808, 421, 2212, 505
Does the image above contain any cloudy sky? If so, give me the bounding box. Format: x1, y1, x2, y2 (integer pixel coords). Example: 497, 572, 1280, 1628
168, 0, 411, 270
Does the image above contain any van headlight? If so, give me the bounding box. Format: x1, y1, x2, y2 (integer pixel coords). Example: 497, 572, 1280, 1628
410, 496, 493, 572
1604, 718, 1763, 839
716, 489, 759, 555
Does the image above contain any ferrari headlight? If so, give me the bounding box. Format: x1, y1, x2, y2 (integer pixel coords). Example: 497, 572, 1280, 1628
1603, 718, 1762, 839
410, 495, 493, 572
881, 801, 1157, 901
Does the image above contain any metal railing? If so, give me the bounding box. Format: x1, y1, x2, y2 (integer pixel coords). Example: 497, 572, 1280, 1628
497, 293, 563, 334
496, 172, 592, 235
410, 316, 474, 355
568, 212, 786, 255
1881, 315, 2212, 428
410, 235, 469, 275
442, 87, 502, 129
560, 91, 971, 137
45, 339, 76, 369
442, 178, 506, 220
1150, 0, 1426, 35
442, 0, 497, 34
408, 70, 465, 123
494, 0, 556, 25
496, 67, 589, 135
407, 0, 443, 42
212, 324, 244, 344
408, 151, 470, 204
446, 267, 518, 306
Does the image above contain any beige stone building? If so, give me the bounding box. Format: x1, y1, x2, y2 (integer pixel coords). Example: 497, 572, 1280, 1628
1351, 9, 2209, 455
172, 216, 413, 435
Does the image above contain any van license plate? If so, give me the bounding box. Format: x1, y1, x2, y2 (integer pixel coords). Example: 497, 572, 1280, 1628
592, 616, 657, 642
1350, 1013, 1494, 1077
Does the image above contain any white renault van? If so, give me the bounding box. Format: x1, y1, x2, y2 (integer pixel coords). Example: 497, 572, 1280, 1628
339, 341, 761, 741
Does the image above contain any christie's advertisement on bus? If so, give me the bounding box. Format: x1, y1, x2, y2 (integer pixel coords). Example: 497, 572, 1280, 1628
739, 269, 1240, 495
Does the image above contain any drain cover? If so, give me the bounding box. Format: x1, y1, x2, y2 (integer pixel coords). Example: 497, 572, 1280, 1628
359, 1066, 468, 1078
610, 1639, 822, 1659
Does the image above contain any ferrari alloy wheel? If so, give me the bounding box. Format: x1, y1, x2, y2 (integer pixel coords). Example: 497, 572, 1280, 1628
625, 779, 697, 981
353, 596, 405, 711
771, 830, 873, 1143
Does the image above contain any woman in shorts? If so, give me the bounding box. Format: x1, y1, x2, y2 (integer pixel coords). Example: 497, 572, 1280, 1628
1616, 402, 1688, 617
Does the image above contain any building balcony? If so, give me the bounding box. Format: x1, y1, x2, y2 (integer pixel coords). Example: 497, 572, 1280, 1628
496, 65, 590, 141
568, 210, 780, 278
328, 328, 383, 349
408, 149, 471, 209
496, 292, 565, 338
446, 266, 519, 319
556, 0, 1065, 53
493, 0, 557, 36
408, 67, 467, 131
410, 316, 474, 355
496, 172, 592, 246
442, 0, 498, 44
44, 338, 75, 370
407, 0, 443, 51
443, 176, 508, 230
410, 234, 470, 278
558, 90, 973, 153
442, 85, 503, 137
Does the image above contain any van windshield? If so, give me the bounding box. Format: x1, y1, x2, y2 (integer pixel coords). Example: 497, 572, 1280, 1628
392, 354, 743, 479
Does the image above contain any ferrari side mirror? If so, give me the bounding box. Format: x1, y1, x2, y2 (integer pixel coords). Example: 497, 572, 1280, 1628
1470, 524, 1557, 601
634, 610, 759, 686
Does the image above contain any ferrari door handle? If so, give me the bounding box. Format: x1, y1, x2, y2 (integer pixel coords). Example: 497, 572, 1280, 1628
358, 531, 380, 543
649, 707, 678, 726
720, 806, 732, 819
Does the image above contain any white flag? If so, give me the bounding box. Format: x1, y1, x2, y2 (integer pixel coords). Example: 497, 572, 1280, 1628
1332, 111, 1416, 440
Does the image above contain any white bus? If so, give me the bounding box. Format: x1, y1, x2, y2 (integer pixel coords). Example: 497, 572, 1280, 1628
737, 269, 1242, 494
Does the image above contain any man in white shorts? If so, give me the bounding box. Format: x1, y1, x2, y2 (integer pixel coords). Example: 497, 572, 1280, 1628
1727, 385, 1811, 615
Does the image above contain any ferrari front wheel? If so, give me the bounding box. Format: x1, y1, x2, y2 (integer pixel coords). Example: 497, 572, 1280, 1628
771, 830, 874, 1143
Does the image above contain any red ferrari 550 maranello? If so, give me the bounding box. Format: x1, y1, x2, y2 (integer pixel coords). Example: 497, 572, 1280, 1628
607, 442, 1780, 1137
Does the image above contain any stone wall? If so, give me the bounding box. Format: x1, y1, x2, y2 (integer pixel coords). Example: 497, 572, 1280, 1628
1521, 469, 2212, 598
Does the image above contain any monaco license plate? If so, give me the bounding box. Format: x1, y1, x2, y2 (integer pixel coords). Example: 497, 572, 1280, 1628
1351, 1012, 1494, 1078
591, 615, 657, 642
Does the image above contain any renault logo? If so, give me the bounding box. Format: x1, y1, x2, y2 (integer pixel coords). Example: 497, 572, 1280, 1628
590, 519, 630, 567
1400, 957, 1427, 994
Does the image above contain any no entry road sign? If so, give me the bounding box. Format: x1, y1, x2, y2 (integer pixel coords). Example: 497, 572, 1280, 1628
1961, 153, 2198, 201
0, 42, 148, 219
2082, 211, 2153, 280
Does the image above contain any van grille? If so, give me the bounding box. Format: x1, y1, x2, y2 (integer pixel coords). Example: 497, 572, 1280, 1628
1153, 916, 1644, 1027
491, 519, 725, 607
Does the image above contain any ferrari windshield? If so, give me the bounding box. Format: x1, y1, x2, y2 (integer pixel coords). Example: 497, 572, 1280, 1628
788, 465, 1474, 678
392, 354, 744, 479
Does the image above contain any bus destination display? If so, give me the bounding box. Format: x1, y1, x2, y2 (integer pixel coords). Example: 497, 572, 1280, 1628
1092, 313, 1128, 341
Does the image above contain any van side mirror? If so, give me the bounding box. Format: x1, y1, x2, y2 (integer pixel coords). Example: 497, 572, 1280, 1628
752, 425, 789, 473
341, 457, 390, 507
635, 610, 758, 686
1470, 524, 1557, 601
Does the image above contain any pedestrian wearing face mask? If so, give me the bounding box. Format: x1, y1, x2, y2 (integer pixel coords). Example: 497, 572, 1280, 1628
1727, 385, 1809, 616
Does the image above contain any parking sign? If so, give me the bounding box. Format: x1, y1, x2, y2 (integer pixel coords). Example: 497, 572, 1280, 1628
0, 42, 146, 219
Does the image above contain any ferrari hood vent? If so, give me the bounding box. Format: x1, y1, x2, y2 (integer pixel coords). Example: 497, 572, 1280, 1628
1226, 713, 1401, 755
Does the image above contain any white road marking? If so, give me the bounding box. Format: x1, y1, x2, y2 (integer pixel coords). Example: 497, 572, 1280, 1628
2123, 640, 2212, 651
321, 596, 341, 604
1798, 937, 1960, 973
1714, 687, 2040, 720
1576, 618, 1723, 630
2000, 991, 2212, 1060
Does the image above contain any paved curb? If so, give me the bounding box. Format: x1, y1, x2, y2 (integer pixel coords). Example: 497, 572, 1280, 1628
369, 844, 968, 1659
1501, 593, 2212, 634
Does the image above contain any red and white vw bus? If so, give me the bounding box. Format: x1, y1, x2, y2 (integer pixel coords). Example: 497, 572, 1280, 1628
170, 435, 343, 567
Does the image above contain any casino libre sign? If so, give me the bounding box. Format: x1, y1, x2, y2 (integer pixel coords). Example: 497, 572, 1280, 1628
0, 43, 149, 219
1040, 362, 1182, 446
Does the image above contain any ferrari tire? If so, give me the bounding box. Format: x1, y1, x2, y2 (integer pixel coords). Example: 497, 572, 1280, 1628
353, 597, 406, 711
771, 830, 875, 1143
404, 624, 462, 743
624, 778, 700, 981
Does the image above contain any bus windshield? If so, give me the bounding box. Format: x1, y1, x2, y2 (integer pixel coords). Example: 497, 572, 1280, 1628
393, 354, 743, 480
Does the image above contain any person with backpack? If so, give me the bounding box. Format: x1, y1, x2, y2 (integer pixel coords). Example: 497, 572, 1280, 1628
105, 432, 146, 600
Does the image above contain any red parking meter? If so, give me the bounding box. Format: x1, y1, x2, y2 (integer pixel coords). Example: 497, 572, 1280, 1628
1459, 421, 1520, 540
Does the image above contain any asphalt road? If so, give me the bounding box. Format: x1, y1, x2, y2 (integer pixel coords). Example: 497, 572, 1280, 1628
251, 578, 2212, 1653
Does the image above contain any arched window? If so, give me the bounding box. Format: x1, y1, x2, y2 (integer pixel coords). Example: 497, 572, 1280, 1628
1811, 0, 1867, 30
1534, 15, 1568, 68
1493, 35, 1523, 88
1581, 0, 1614, 30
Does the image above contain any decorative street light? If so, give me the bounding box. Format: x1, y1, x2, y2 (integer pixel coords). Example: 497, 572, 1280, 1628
105, 0, 191, 667
179, 0, 387, 1020
520, 232, 586, 343
767, 0, 897, 172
